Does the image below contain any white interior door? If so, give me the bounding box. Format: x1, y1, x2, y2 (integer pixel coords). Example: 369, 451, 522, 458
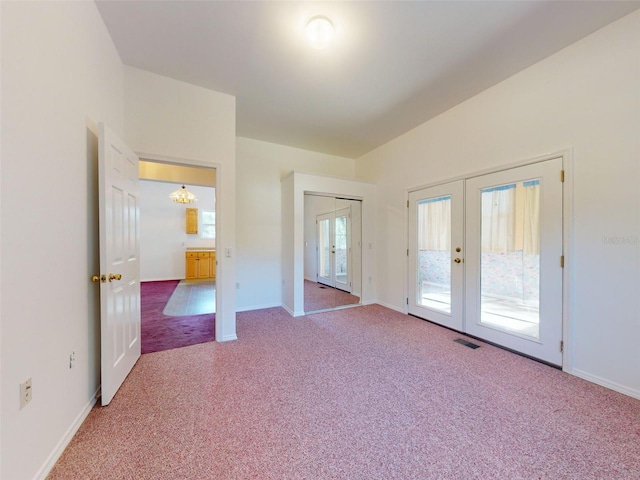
98, 122, 141, 406
408, 180, 465, 331
465, 158, 563, 365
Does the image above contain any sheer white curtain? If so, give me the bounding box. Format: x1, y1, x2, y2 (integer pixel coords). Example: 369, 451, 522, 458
523, 182, 540, 255
481, 181, 540, 254
481, 186, 515, 252
418, 196, 450, 250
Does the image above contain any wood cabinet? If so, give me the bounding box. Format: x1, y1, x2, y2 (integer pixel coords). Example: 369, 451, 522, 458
186, 208, 198, 234
185, 250, 216, 280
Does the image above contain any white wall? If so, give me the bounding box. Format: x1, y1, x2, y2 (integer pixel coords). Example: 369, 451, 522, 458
356, 11, 640, 398
124, 66, 237, 341
1, 2, 124, 479
235, 137, 356, 311
140, 181, 216, 281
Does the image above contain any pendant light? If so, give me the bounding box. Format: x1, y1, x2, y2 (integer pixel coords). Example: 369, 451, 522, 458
169, 185, 197, 204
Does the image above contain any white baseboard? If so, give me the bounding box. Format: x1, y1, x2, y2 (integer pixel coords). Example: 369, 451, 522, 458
375, 301, 406, 314
217, 334, 238, 342
236, 302, 281, 313
33, 387, 99, 480
566, 368, 640, 400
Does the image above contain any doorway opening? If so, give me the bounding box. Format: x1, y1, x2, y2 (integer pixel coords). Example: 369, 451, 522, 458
138, 159, 217, 353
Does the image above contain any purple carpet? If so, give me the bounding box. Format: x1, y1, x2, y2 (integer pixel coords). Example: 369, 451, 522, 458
49, 305, 640, 479
141, 280, 215, 354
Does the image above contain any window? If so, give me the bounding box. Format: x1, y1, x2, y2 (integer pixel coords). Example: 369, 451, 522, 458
201, 210, 215, 240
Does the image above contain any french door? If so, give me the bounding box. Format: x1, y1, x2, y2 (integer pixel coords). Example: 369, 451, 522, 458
317, 206, 352, 292
408, 181, 464, 331
408, 158, 563, 365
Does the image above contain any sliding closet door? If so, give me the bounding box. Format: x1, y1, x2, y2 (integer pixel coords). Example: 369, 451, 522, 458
316, 212, 334, 288
465, 158, 563, 365
408, 181, 464, 331
334, 206, 352, 293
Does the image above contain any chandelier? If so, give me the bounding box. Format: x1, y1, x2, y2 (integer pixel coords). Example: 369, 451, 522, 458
169, 185, 197, 204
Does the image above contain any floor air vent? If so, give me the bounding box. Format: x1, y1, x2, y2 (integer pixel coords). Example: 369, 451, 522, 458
454, 338, 480, 349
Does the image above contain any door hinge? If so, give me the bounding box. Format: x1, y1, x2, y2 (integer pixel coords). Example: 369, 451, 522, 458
560, 340, 564, 354
406, 297, 409, 305
407, 248, 409, 257
560, 255, 565, 268
560, 170, 565, 183
407, 200, 409, 208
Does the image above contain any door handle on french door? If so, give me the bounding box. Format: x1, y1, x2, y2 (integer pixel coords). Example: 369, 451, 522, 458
454, 258, 463, 264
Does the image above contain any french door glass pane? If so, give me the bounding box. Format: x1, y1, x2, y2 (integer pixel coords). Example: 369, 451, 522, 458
335, 215, 348, 285
417, 195, 451, 313
479, 180, 540, 338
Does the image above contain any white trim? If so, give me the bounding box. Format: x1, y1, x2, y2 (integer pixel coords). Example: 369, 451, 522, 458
406, 149, 570, 194
33, 388, 99, 480
217, 333, 239, 342
568, 368, 640, 401
560, 147, 575, 374
132, 152, 236, 343
376, 301, 406, 314
236, 302, 282, 313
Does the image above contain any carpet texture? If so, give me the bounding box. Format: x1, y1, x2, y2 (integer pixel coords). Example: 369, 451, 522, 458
141, 280, 215, 354
48, 305, 640, 479
304, 279, 360, 312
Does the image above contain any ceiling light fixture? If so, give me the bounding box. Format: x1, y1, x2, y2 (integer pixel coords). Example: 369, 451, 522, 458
169, 185, 197, 204
305, 16, 334, 50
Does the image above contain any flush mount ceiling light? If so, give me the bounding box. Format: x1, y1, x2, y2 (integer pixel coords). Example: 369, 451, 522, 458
305, 15, 334, 50
169, 185, 198, 204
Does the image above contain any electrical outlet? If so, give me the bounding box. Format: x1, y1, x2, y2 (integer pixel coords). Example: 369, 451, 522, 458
225, 248, 232, 258
20, 378, 32, 409
69, 351, 76, 369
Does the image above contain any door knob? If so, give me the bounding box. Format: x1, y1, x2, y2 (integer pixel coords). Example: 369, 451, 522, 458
91, 274, 107, 283
109, 273, 122, 282
454, 258, 462, 264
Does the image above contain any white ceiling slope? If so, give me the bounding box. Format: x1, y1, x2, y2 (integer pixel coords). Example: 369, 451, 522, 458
96, 1, 640, 159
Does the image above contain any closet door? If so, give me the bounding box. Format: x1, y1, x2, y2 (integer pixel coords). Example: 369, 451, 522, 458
408, 181, 465, 331
316, 212, 334, 287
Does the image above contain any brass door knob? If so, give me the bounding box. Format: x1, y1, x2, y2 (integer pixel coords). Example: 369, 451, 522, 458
109, 273, 122, 282
91, 274, 107, 283
454, 258, 462, 264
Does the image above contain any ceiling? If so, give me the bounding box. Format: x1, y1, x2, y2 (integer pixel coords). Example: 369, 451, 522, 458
96, 1, 640, 159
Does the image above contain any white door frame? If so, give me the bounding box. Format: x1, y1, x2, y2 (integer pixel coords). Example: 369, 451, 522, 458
136, 152, 236, 343
406, 150, 573, 368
